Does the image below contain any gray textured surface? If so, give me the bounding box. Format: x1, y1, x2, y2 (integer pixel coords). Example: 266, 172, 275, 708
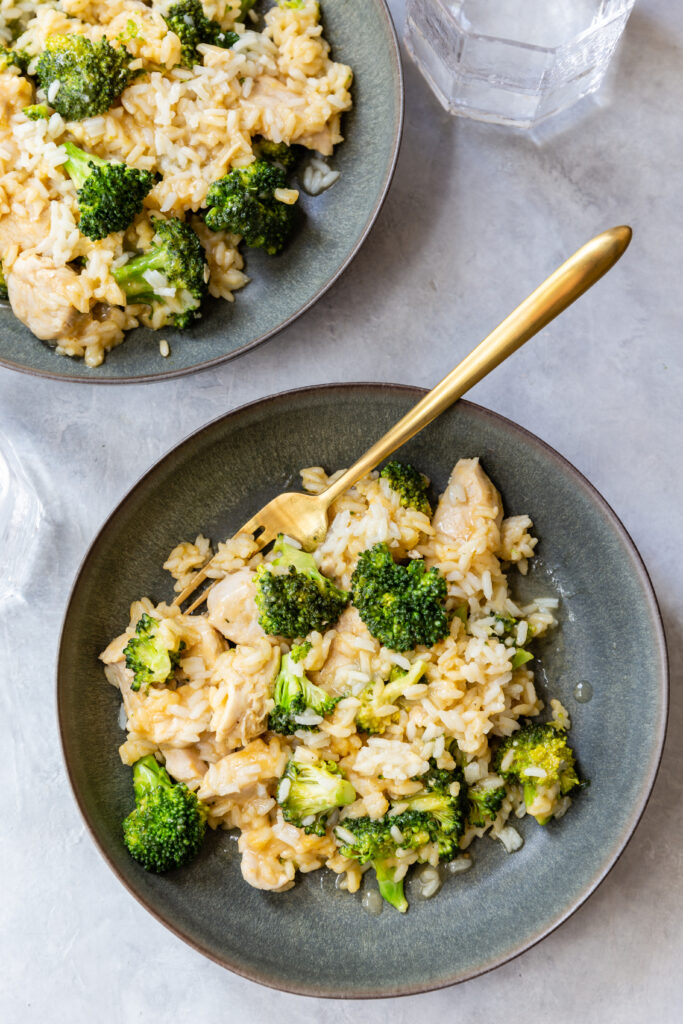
1, 0, 681, 1019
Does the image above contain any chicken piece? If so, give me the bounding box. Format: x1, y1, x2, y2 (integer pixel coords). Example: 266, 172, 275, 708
432, 458, 503, 547
0, 210, 51, 254
159, 746, 208, 788
206, 569, 265, 645
209, 640, 280, 751
7, 253, 91, 341
182, 615, 227, 670
197, 737, 288, 802
315, 606, 377, 691
295, 125, 335, 157
103, 659, 137, 711
0, 73, 32, 123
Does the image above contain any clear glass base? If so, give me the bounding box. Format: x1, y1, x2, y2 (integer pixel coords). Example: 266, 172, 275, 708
405, 0, 636, 129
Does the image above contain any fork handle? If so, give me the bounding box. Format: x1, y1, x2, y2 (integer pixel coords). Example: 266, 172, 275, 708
321, 225, 631, 506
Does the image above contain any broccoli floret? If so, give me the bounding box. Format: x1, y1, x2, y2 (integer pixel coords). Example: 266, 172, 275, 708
35, 35, 136, 121
123, 613, 185, 692
111, 216, 207, 327
335, 761, 467, 910
276, 757, 356, 836
23, 103, 51, 120
268, 643, 341, 734
164, 0, 239, 68
253, 136, 299, 173
203, 160, 297, 255
379, 461, 432, 516
0, 45, 29, 73
355, 660, 426, 734
350, 542, 449, 652
61, 140, 158, 241
254, 535, 349, 639
493, 721, 584, 824
122, 755, 207, 872
0, 262, 7, 302
468, 778, 507, 827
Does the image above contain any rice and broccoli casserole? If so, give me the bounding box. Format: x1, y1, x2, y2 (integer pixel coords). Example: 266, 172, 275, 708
0, 0, 352, 365
100, 456, 587, 913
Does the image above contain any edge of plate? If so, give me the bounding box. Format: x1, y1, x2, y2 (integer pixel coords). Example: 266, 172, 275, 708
0, 0, 404, 385
56, 384, 669, 997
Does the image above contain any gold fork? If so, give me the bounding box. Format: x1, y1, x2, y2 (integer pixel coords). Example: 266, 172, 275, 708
175, 225, 631, 613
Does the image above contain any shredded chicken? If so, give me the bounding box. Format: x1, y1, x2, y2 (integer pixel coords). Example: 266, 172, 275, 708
207, 569, 266, 645
208, 640, 279, 752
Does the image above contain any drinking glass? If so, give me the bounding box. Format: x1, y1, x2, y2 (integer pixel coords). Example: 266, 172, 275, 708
405, 0, 637, 128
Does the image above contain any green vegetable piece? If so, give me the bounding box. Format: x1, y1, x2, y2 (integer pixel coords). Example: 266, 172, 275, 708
61, 140, 158, 240
122, 755, 208, 872
164, 0, 239, 68
453, 603, 468, 625
35, 34, 136, 121
511, 649, 534, 669
276, 757, 356, 836
493, 721, 585, 824
355, 659, 426, 734
379, 461, 432, 516
373, 860, 407, 913
253, 136, 299, 172
254, 535, 349, 639
123, 612, 185, 692
467, 779, 506, 827
203, 160, 297, 255
23, 103, 51, 120
350, 542, 449, 652
268, 644, 341, 734
111, 216, 208, 328
0, 45, 30, 73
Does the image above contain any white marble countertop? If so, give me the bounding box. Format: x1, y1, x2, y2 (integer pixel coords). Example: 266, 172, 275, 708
1, 1, 681, 1020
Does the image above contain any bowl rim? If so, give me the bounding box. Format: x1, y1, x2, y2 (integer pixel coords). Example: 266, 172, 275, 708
0, 0, 404, 386
57, 383, 669, 997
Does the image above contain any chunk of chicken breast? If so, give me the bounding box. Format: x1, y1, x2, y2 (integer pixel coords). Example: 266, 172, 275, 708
315, 606, 377, 691
7, 253, 91, 341
182, 615, 227, 670
206, 569, 266, 645
0, 211, 51, 254
197, 737, 288, 802
432, 458, 503, 546
159, 746, 208, 787
209, 641, 280, 751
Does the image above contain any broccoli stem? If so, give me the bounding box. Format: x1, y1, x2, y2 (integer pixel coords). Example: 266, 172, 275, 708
62, 140, 108, 190
133, 755, 169, 801
373, 860, 408, 913
113, 249, 169, 299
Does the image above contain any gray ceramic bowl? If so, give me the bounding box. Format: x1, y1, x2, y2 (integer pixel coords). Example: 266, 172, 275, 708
0, 1, 402, 383
58, 385, 668, 997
